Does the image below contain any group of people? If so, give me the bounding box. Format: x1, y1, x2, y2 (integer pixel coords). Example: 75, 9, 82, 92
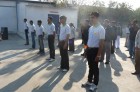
23, 16, 76, 72
22, 12, 140, 92
124, 20, 140, 75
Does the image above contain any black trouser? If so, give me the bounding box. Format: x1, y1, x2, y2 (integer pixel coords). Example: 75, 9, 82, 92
86, 48, 99, 86
69, 38, 75, 51
59, 41, 69, 70
25, 29, 29, 44
38, 35, 45, 53
31, 32, 36, 49
111, 39, 115, 54
48, 35, 55, 59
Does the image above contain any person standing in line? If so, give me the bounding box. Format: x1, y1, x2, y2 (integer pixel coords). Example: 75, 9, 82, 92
29, 20, 36, 49
111, 21, 117, 54
82, 12, 105, 91
24, 18, 29, 45
115, 22, 122, 49
81, 20, 91, 57
46, 17, 56, 62
132, 29, 140, 75
100, 19, 112, 64
128, 20, 139, 59
36, 20, 45, 55
69, 23, 76, 52
56, 22, 60, 47
124, 24, 130, 49
58, 16, 71, 72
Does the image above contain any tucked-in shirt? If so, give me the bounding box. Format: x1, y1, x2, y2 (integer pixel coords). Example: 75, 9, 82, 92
36, 25, 44, 36
135, 30, 140, 48
70, 26, 75, 39
29, 24, 36, 33
87, 24, 105, 48
59, 24, 71, 41
46, 23, 55, 35
24, 22, 28, 30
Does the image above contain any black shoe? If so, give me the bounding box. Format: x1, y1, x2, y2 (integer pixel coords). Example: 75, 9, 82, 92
131, 72, 139, 75
105, 61, 110, 64
37, 52, 41, 54
24, 43, 29, 45
81, 54, 84, 56
99, 60, 103, 62
128, 56, 132, 58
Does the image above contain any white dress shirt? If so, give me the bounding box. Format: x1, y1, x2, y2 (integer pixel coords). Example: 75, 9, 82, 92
24, 22, 28, 30
46, 23, 55, 35
59, 24, 71, 41
87, 24, 105, 48
36, 25, 44, 36
135, 30, 140, 48
29, 24, 36, 33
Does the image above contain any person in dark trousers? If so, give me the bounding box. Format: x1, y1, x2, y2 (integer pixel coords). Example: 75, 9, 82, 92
24, 18, 29, 45
29, 20, 36, 49
82, 12, 105, 91
81, 20, 91, 57
46, 17, 56, 62
69, 23, 75, 52
36, 20, 45, 55
111, 21, 117, 54
128, 19, 139, 59
58, 16, 70, 72
100, 19, 112, 64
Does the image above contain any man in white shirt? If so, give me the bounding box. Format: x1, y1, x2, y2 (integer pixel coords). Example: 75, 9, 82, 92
82, 12, 105, 91
58, 16, 71, 72
46, 17, 56, 62
24, 18, 29, 45
69, 23, 75, 52
36, 20, 45, 55
29, 20, 36, 49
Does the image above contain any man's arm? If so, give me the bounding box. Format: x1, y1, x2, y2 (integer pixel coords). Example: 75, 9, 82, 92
63, 34, 70, 49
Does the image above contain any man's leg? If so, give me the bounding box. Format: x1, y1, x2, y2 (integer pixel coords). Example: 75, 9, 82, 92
40, 35, 45, 53
25, 29, 29, 45
50, 35, 55, 59
63, 44, 69, 70
48, 36, 51, 58
87, 48, 98, 83
31, 32, 35, 49
129, 40, 133, 57
106, 41, 111, 62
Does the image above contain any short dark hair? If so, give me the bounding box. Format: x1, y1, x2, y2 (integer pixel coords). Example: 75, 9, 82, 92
38, 20, 42, 24
30, 20, 33, 23
48, 16, 53, 21
60, 16, 67, 20
24, 18, 27, 21
133, 19, 138, 24
91, 12, 100, 18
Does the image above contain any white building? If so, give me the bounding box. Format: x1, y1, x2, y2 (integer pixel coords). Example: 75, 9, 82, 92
0, 0, 78, 38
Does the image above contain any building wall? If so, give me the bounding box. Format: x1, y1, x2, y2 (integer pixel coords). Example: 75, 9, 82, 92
17, 2, 78, 38
0, 1, 17, 33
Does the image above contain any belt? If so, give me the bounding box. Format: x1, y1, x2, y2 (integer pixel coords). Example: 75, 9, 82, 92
88, 47, 99, 49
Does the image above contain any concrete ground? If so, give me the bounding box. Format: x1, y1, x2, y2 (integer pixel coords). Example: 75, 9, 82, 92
0, 35, 140, 92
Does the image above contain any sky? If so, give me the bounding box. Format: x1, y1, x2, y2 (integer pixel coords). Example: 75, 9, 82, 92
33, 0, 140, 9
80, 0, 140, 9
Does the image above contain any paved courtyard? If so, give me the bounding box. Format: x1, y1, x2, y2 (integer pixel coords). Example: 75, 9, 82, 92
0, 35, 140, 92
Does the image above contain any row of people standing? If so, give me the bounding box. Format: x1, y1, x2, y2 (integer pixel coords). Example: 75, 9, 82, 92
23, 16, 76, 71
